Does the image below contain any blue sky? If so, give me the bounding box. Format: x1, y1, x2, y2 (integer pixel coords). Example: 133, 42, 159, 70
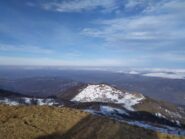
0, 0, 185, 68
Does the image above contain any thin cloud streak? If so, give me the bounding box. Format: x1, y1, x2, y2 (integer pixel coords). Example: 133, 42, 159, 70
0, 56, 118, 66
0, 44, 54, 54
40, 0, 117, 13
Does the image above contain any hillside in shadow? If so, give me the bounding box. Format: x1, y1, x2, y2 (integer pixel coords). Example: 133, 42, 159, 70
36, 115, 160, 139
0, 104, 184, 139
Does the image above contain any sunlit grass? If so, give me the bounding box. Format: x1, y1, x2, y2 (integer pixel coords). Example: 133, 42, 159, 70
0, 105, 184, 139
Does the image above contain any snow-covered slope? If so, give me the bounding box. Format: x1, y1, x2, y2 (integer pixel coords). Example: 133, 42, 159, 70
84, 105, 185, 136
71, 84, 145, 111
0, 97, 60, 106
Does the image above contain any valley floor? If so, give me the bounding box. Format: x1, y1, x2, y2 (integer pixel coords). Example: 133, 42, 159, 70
0, 105, 184, 139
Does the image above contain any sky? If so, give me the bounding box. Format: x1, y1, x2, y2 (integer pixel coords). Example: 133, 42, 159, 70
0, 0, 185, 68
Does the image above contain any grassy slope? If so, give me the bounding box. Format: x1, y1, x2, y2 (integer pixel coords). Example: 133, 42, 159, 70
0, 105, 184, 139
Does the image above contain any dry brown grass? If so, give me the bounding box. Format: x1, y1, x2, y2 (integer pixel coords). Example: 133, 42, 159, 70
0, 104, 184, 139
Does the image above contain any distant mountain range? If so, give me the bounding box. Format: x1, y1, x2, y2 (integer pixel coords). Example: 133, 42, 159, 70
0, 69, 185, 105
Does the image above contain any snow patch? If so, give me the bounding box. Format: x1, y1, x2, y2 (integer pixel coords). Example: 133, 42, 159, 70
71, 84, 145, 111
84, 106, 185, 136
155, 113, 166, 119
0, 98, 19, 106
176, 120, 181, 126
127, 121, 185, 136
165, 109, 182, 119
24, 97, 31, 104
0, 97, 59, 106
100, 106, 129, 116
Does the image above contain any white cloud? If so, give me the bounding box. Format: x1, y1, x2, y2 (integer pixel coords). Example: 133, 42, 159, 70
25, 2, 36, 7
144, 0, 185, 15
143, 72, 185, 79
0, 43, 54, 54
155, 52, 185, 62
0, 54, 152, 67
41, 0, 116, 12
125, 0, 145, 9
0, 56, 124, 66
82, 0, 185, 53
83, 14, 184, 43
7, 0, 185, 68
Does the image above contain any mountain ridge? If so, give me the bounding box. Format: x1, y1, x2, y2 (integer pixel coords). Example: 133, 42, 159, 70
0, 84, 185, 136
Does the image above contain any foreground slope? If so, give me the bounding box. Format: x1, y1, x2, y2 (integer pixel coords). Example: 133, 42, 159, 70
0, 105, 184, 139
1, 84, 185, 136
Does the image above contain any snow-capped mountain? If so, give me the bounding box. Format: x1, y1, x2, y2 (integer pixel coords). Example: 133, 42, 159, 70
71, 84, 145, 111
0, 84, 185, 136
61, 83, 185, 136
